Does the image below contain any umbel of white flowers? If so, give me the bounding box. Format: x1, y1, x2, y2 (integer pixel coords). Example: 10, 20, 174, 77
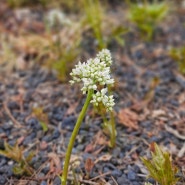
70, 49, 115, 111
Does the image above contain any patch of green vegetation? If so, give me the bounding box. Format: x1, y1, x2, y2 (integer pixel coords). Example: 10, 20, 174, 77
82, 0, 127, 50
141, 143, 179, 185
0, 142, 34, 175
169, 47, 185, 74
82, 0, 105, 49
127, 0, 169, 40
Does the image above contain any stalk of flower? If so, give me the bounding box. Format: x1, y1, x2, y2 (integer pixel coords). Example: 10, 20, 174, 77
61, 49, 115, 185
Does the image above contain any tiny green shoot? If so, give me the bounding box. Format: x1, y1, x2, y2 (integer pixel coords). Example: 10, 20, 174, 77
0, 141, 34, 175
141, 143, 179, 185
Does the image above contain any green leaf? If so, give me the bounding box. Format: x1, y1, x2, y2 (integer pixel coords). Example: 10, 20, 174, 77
110, 26, 128, 46
0, 142, 23, 162
39, 121, 48, 132
13, 164, 25, 175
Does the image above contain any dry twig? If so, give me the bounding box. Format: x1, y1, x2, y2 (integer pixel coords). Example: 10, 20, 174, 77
165, 125, 185, 140
3, 102, 22, 128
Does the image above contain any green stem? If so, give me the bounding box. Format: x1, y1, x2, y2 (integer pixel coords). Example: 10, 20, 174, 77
109, 111, 116, 148
107, 85, 116, 148
61, 90, 93, 185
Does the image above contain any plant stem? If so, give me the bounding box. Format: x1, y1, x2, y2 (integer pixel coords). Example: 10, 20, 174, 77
61, 90, 93, 185
109, 111, 116, 147
107, 85, 116, 148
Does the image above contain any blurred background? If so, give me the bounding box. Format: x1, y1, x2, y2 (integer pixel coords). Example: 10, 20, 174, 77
1, 0, 184, 82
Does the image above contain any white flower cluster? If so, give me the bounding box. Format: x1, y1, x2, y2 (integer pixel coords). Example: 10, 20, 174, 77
70, 49, 115, 111
97, 49, 112, 66
91, 88, 115, 111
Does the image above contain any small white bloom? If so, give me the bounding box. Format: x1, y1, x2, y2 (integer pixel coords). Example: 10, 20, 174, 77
101, 88, 107, 94
70, 49, 115, 111
92, 85, 97, 90
90, 88, 115, 111
97, 49, 112, 66
69, 80, 75, 84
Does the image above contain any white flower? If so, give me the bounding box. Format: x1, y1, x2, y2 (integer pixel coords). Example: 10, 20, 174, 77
70, 49, 115, 111
91, 88, 115, 111
96, 49, 112, 66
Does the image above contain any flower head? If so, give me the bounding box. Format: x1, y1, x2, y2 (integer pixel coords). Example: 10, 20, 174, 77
96, 49, 112, 66
70, 49, 115, 111
90, 88, 115, 111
